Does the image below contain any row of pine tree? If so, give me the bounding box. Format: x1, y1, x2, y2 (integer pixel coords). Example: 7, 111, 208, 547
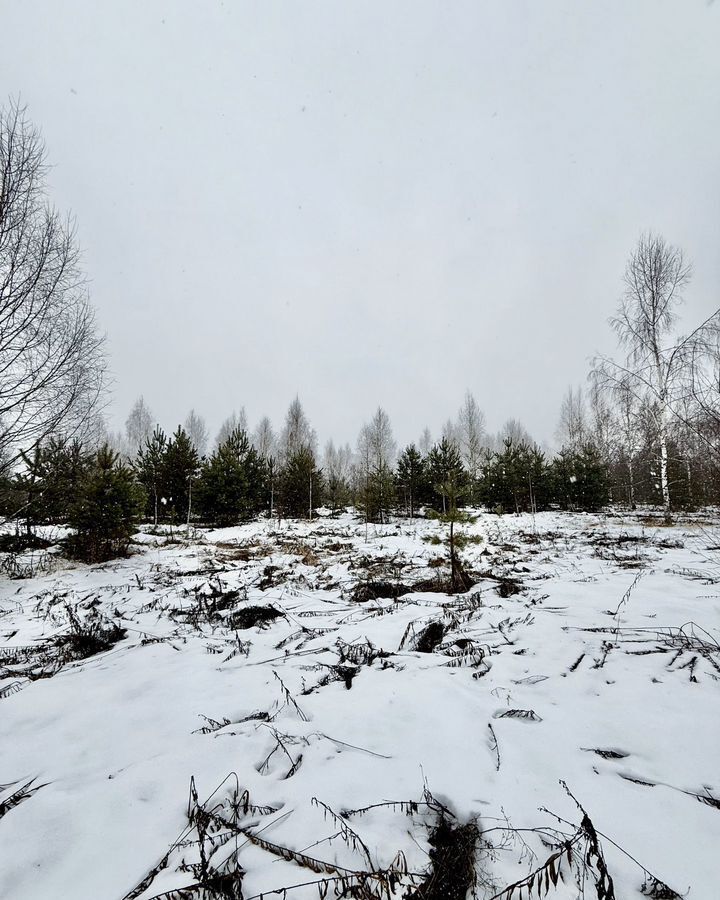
2, 375, 718, 563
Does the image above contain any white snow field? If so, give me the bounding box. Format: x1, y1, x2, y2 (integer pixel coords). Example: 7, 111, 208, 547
1, 511, 719, 900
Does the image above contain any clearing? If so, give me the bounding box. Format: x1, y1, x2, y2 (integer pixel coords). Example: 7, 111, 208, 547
1, 510, 718, 899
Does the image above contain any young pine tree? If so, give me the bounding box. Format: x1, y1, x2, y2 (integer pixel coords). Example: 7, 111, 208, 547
134, 427, 168, 525
395, 444, 427, 518
68, 445, 143, 562
426, 437, 466, 514
482, 438, 546, 514
196, 427, 265, 526
163, 427, 200, 526
428, 468, 475, 593
323, 440, 352, 515
278, 447, 322, 519
550, 443, 609, 512
19, 438, 91, 530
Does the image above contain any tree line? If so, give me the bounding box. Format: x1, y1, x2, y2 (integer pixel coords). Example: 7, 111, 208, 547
3, 231, 720, 564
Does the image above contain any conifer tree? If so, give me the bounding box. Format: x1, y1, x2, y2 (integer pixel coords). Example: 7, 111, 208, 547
395, 444, 427, 518
68, 445, 143, 562
196, 427, 265, 526
356, 409, 396, 525
164, 427, 200, 526
134, 427, 168, 525
324, 440, 352, 515
277, 446, 322, 519
550, 443, 609, 511
19, 438, 91, 530
482, 438, 547, 513
428, 467, 475, 593
426, 437, 466, 514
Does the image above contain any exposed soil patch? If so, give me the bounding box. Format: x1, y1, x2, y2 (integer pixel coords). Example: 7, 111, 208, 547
496, 579, 521, 598
414, 621, 445, 653
351, 581, 414, 603
0, 533, 52, 553
227, 606, 284, 630
407, 818, 480, 900
56, 621, 127, 662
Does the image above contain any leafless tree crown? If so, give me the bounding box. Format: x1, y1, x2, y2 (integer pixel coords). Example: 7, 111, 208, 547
0, 99, 106, 470
614, 233, 691, 369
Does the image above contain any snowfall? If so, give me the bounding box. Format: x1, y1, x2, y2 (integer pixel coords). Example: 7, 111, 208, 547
1, 510, 719, 900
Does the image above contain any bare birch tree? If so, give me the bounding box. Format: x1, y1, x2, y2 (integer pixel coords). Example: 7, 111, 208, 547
252, 416, 276, 460
418, 427, 433, 456
456, 391, 485, 503
555, 386, 587, 450
0, 99, 106, 471
356, 407, 396, 525
279, 396, 316, 461
324, 439, 353, 513
500, 418, 533, 446
184, 409, 208, 457
441, 418, 460, 447
686, 323, 720, 458
215, 408, 247, 450
252, 415, 277, 515
613, 374, 643, 508
125, 396, 153, 458
587, 377, 615, 461
596, 234, 697, 521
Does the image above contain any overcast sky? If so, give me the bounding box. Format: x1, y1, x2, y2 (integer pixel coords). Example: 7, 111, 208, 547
3, 0, 720, 450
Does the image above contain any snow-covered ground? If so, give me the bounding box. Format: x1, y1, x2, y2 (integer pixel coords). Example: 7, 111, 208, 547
1, 510, 719, 899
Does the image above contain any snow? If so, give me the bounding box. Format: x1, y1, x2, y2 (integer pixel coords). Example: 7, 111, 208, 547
1, 510, 719, 899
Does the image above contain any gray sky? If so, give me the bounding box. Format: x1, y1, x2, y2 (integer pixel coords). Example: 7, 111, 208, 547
3, 0, 720, 449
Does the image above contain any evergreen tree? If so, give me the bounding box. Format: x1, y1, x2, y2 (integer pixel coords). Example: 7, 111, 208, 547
68, 445, 143, 562
481, 438, 547, 513
356, 409, 396, 525
426, 437, 466, 514
196, 427, 266, 526
134, 427, 168, 525
395, 444, 428, 518
427, 466, 475, 593
550, 443, 609, 511
278, 447, 322, 519
163, 427, 200, 525
19, 438, 91, 529
359, 461, 395, 524
323, 440, 352, 515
